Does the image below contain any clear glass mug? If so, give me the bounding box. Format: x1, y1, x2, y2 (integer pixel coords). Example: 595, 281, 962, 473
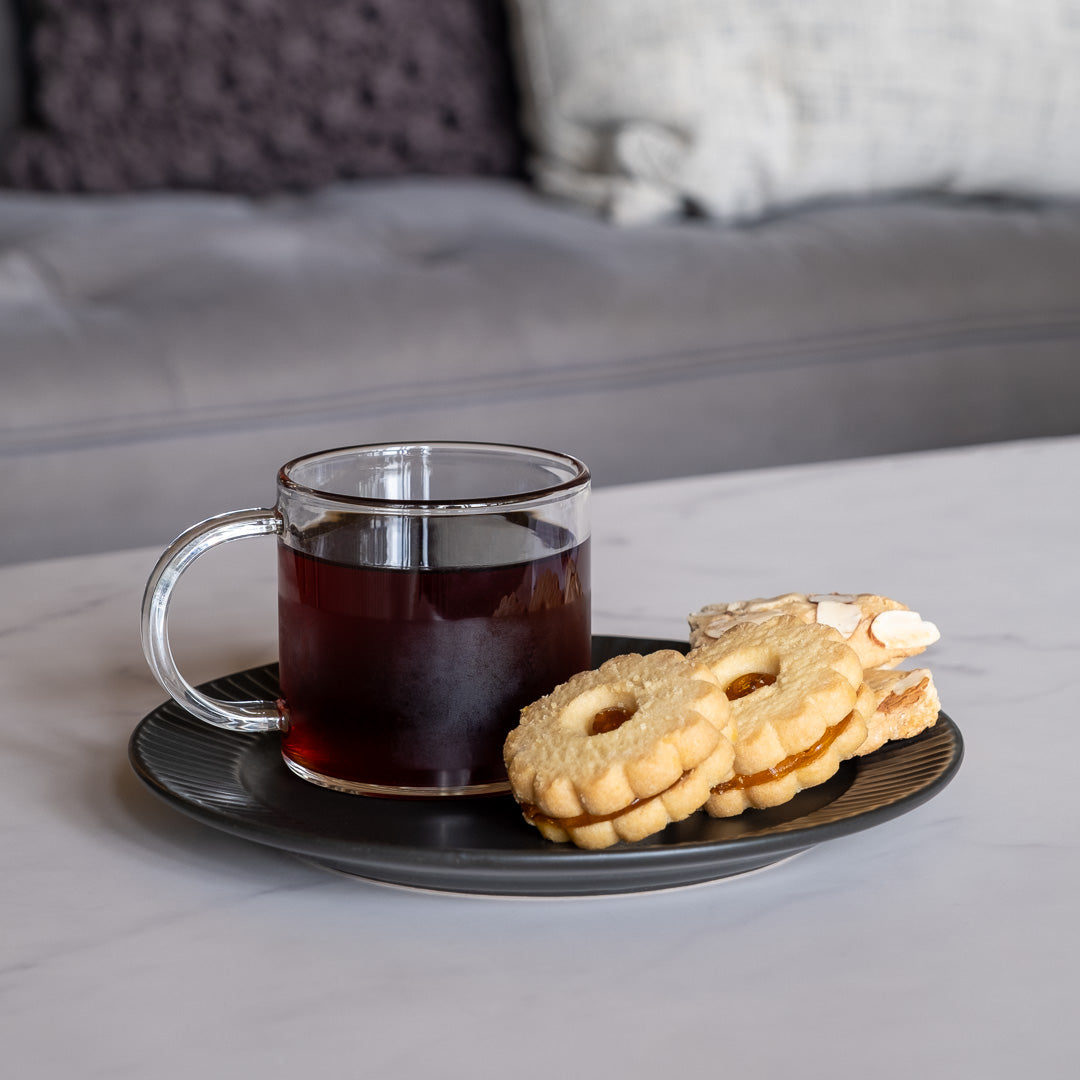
141, 442, 592, 797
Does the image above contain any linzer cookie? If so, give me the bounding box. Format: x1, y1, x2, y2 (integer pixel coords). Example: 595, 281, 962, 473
688, 592, 940, 670
688, 616, 868, 818
503, 650, 735, 849
856, 668, 941, 756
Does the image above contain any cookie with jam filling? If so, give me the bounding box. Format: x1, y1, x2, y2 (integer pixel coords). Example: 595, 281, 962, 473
503, 650, 735, 849
688, 616, 868, 818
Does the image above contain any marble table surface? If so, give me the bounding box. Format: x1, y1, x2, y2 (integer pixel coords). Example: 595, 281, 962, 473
2, 435, 1077, 1078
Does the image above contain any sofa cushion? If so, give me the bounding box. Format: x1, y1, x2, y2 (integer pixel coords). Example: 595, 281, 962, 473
3, 0, 522, 194
3, 178, 1080, 563
508, 0, 1080, 224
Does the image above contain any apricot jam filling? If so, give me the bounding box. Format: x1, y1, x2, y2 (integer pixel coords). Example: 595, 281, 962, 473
589, 706, 636, 735
725, 672, 777, 700
522, 771, 692, 831
711, 710, 855, 794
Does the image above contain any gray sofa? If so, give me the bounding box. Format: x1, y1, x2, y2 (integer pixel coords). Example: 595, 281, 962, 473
4, 5, 1080, 566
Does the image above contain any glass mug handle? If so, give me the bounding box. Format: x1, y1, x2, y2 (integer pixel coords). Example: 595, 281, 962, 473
141, 508, 284, 733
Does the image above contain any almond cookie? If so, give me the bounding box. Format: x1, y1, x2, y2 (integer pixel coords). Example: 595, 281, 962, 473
688, 616, 868, 817
503, 650, 734, 849
855, 668, 941, 756
688, 592, 940, 670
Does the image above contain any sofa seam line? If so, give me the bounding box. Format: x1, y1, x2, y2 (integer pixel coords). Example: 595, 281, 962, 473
5, 318, 1080, 455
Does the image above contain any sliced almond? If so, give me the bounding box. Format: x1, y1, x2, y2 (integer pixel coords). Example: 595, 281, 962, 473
889, 669, 931, 696
741, 593, 806, 613
702, 609, 783, 638
878, 670, 932, 714
695, 603, 730, 616
808, 593, 857, 604
814, 600, 863, 639
868, 610, 940, 650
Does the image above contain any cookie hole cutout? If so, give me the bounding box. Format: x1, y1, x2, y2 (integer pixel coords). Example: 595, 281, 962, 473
559, 686, 638, 736
725, 672, 777, 701
589, 705, 638, 735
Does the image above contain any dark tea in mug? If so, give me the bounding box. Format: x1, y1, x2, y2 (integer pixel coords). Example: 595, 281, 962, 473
277, 540, 590, 793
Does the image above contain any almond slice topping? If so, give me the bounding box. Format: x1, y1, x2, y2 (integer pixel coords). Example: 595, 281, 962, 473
814, 600, 863, 639
869, 610, 940, 650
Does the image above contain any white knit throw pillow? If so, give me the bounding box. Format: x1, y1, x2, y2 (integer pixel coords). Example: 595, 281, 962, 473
508, 0, 1080, 223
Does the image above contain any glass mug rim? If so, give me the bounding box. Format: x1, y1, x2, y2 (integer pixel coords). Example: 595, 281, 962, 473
278, 441, 591, 513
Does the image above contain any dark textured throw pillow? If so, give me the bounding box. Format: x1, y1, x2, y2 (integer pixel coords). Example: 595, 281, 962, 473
0, 2, 23, 147
3, 0, 523, 194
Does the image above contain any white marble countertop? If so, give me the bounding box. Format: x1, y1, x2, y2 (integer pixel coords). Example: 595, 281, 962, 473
2, 435, 1077, 1078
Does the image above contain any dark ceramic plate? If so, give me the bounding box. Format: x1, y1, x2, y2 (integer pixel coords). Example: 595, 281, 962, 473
129, 635, 963, 897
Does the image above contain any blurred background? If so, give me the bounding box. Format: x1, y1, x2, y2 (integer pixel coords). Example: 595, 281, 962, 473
3, 0, 1079, 564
